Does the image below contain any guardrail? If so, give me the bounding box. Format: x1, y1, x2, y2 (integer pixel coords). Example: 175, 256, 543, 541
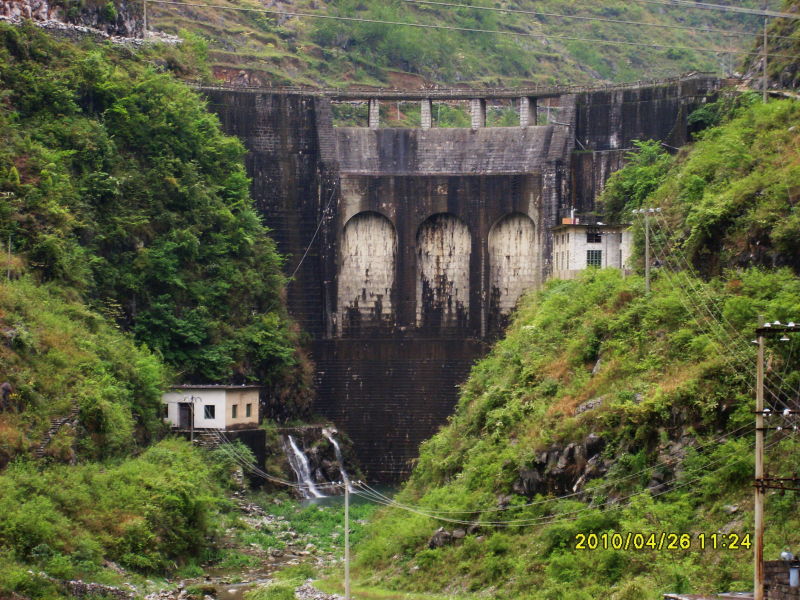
194, 72, 726, 100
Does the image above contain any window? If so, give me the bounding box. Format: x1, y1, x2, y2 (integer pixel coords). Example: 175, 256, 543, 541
587, 250, 602, 267
231, 404, 238, 419
161, 404, 168, 419
246, 403, 252, 418
204, 405, 215, 419
586, 229, 602, 244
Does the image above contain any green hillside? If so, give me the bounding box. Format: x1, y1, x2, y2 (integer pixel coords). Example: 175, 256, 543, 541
148, 0, 782, 87
351, 98, 800, 599
0, 24, 305, 597
744, 0, 800, 90
0, 23, 305, 390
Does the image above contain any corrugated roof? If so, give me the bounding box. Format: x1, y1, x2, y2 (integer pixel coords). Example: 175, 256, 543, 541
169, 384, 262, 390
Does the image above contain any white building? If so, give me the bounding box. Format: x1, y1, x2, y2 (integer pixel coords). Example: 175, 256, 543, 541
551, 220, 633, 280
162, 385, 260, 431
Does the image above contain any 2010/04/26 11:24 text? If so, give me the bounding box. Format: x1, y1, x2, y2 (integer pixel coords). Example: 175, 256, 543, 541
574, 532, 752, 551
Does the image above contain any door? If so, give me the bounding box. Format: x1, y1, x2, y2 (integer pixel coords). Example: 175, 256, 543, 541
178, 403, 191, 429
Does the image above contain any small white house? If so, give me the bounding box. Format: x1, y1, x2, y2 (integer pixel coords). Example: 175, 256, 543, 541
162, 385, 260, 431
551, 220, 632, 280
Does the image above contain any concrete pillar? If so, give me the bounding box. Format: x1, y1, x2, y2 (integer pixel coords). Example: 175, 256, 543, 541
519, 96, 537, 127
368, 99, 380, 130
420, 99, 432, 129
470, 98, 486, 130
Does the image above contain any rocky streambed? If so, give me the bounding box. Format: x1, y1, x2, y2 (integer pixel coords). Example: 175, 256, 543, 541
142, 493, 344, 600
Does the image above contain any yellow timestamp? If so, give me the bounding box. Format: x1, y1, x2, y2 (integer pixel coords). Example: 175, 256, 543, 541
574, 532, 752, 551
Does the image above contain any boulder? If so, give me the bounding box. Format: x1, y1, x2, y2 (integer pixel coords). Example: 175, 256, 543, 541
428, 527, 452, 549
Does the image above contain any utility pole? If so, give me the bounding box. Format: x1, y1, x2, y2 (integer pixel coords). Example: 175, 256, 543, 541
752, 319, 799, 599
345, 484, 351, 600
754, 324, 765, 600
763, 13, 768, 103
634, 208, 660, 294
143, 0, 147, 39
644, 210, 651, 295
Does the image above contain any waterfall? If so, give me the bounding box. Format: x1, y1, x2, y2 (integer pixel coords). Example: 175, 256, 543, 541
284, 435, 324, 499
322, 428, 351, 490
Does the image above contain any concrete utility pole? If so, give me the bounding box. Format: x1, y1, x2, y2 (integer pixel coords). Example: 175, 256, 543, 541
143, 0, 147, 39
345, 484, 351, 600
763, 14, 769, 103
752, 320, 799, 599
754, 324, 765, 600
645, 210, 651, 294
634, 208, 660, 294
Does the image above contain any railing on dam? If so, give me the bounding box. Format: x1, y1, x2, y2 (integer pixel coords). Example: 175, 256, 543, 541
194, 72, 725, 100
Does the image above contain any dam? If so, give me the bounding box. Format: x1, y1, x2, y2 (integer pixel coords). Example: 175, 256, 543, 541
203, 74, 723, 479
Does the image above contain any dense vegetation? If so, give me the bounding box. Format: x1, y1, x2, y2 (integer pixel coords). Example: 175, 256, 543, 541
148, 0, 781, 87
352, 98, 800, 598
0, 25, 314, 598
0, 23, 302, 386
0, 439, 231, 595
0, 277, 166, 465
602, 96, 800, 274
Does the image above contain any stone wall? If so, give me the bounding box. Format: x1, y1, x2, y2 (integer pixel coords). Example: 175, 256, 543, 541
574, 76, 721, 152
312, 338, 485, 478
570, 76, 722, 213
766, 561, 800, 599
334, 125, 570, 175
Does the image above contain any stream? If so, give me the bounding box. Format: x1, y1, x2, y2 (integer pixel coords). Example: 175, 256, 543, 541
145, 432, 380, 600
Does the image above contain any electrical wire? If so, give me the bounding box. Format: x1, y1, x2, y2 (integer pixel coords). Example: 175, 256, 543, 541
401, 0, 797, 42
629, 0, 800, 20
327, 421, 756, 516
290, 186, 336, 280
635, 213, 790, 408
647, 210, 799, 406
146, 0, 800, 61
190, 417, 782, 527
350, 433, 784, 527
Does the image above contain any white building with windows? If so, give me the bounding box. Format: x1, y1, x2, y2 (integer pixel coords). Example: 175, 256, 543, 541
162, 385, 260, 431
551, 220, 632, 280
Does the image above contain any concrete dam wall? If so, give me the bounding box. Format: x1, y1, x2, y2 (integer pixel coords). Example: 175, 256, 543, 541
203, 75, 722, 480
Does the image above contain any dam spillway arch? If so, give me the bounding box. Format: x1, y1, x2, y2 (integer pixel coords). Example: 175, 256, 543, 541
488, 212, 538, 329
416, 213, 471, 334
337, 211, 397, 336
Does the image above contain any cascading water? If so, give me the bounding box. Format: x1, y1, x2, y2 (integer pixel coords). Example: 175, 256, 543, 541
322, 428, 351, 490
284, 435, 324, 499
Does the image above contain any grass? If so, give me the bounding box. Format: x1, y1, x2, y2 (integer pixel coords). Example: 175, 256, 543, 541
146, 0, 783, 88
316, 579, 478, 600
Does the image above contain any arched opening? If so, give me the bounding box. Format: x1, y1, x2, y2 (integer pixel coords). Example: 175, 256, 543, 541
416, 213, 471, 332
338, 212, 396, 335
488, 213, 537, 329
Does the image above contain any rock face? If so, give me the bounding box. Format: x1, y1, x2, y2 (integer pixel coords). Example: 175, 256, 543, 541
512, 433, 609, 497
0, 0, 142, 37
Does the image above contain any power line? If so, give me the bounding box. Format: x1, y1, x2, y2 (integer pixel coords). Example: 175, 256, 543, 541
629, 0, 800, 20
147, 0, 800, 60
351, 433, 790, 527
401, 0, 797, 42
333, 421, 757, 516
646, 210, 799, 406
633, 211, 795, 411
